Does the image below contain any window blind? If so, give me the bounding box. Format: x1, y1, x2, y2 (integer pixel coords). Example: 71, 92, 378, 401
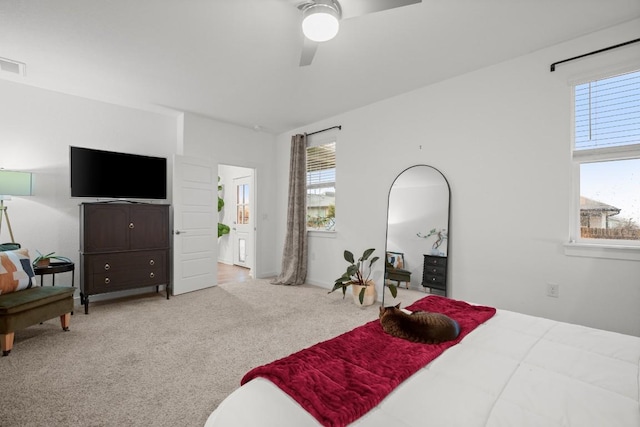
307, 142, 336, 189
574, 69, 640, 150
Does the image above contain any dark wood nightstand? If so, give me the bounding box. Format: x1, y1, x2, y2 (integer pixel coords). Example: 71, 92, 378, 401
421, 255, 447, 296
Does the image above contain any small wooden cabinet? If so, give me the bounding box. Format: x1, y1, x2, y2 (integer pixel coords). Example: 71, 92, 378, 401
79, 202, 170, 314
421, 254, 447, 296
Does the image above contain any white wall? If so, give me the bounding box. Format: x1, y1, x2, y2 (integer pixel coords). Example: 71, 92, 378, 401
180, 113, 277, 279
275, 19, 640, 336
0, 80, 176, 275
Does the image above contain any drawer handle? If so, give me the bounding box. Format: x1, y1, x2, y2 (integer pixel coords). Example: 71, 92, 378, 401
149, 272, 155, 278
149, 259, 155, 266
129, 222, 135, 229
104, 263, 110, 271
105, 277, 110, 284
430, 277, 437, 282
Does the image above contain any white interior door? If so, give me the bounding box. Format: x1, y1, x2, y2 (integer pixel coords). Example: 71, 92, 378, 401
232, 175, 254, 269
172, 155, 216, 295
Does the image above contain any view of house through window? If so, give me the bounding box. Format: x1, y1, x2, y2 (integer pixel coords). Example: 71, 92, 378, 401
307, 140, 336, 231
574, 69, 640, 243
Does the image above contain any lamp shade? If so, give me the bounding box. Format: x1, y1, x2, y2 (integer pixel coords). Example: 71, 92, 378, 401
0, 170, 33, 196
302, 2, 340, 42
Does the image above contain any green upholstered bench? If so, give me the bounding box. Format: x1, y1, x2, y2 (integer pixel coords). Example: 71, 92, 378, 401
0, 286, 75, 356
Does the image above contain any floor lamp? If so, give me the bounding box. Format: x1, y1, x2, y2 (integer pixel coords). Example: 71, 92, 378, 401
0, 170, 33, 244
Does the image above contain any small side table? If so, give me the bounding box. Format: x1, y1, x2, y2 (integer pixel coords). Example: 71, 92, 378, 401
34, 262, 75, 288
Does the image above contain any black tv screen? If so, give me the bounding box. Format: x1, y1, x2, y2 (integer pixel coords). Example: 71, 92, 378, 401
70, 146, 167, 199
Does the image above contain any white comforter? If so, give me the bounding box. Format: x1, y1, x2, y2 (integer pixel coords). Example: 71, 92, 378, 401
205, 309, 640, 426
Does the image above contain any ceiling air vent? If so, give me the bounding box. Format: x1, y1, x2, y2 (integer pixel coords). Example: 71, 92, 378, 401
0, 57, 26, 76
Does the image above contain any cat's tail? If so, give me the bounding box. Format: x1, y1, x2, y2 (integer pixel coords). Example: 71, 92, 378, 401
452, 319, 461, 339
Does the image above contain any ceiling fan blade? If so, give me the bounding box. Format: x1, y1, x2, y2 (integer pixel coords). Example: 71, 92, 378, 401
340, 0, 421, 20
299, 38, 319, 67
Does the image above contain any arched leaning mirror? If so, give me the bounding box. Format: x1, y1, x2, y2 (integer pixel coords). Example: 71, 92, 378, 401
383, 165, 451, 306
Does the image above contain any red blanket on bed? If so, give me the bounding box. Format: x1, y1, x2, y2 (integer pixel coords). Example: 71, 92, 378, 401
241, 295, 496, 427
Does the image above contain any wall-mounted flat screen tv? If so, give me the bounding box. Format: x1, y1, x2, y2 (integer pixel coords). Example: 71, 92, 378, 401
70, 146, 167, 199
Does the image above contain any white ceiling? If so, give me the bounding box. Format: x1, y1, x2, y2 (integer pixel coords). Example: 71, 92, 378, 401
1, 0, 639, 134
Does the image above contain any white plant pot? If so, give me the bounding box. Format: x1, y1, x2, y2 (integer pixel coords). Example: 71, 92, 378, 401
351, 282, 377, 307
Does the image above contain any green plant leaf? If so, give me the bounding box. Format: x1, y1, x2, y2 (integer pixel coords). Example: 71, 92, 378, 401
330, 282, 344, 292
344, 250, 354, 264
217, 175, 230, 234
346, 264, 358, 277
361, 248, 375, 261
218, 223, 230, 238
358, 287, 366, 304
388, 284, 398, 298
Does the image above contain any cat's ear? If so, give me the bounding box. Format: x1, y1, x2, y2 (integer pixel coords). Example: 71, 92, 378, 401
394, 303, 401, 309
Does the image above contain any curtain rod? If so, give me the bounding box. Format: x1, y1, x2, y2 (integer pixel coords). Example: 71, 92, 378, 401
550, 38, 640, 72
306, 125, 342, 136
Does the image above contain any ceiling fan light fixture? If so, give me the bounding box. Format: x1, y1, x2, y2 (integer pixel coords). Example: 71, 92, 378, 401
302, 2, 340, 42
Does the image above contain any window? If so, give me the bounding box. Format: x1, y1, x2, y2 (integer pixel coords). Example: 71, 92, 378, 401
307, 139, 336, 231
572, 69, 640, 245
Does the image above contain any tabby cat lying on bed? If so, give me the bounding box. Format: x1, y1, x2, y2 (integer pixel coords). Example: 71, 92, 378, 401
379, 303, 460, 344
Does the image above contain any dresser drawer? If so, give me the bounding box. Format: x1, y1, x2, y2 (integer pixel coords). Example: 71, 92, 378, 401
422, 274, 446, 289
88, 251, 166, 273
83, 250, 167, 295
423, 265, 446, 276
423, 255, 446, 267
90, 268, 166, 293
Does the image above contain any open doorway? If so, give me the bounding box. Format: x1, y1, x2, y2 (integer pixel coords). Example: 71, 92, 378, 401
217, 262, 251, 284
217, 164, 255, 284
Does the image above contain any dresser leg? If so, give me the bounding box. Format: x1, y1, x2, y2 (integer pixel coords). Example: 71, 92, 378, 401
84, 296, 90, 315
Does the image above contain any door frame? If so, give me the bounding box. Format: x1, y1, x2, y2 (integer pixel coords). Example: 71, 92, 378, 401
217, 164, 256, 279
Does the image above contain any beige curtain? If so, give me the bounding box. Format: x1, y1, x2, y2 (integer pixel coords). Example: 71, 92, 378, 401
272, 134, 308, 285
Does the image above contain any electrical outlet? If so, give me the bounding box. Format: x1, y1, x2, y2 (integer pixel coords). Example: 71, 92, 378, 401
546, 283, 559, 298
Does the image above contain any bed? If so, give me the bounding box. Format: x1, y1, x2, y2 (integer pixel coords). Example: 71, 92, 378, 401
205, 295, 640, 427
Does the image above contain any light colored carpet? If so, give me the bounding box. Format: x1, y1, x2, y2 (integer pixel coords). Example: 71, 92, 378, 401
0, 280, 425, 427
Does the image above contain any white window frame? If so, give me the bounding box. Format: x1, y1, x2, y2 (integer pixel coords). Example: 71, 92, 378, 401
565, 67, 640, 261
306, 133, 337, 236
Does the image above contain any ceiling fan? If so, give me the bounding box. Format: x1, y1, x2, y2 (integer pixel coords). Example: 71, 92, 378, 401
293, 0, 422, 66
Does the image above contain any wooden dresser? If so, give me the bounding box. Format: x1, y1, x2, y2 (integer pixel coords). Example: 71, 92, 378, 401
79, 202, 170, 314
421, 254, 447, 296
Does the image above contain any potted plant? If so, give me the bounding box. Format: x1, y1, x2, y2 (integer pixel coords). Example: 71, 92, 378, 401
32, 251, 72, 268
417, 228, 448, 255
329, 248, 379, 306
217, 176, 231, 238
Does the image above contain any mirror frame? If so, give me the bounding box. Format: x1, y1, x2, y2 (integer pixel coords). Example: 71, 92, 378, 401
382, 164, 451, 306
